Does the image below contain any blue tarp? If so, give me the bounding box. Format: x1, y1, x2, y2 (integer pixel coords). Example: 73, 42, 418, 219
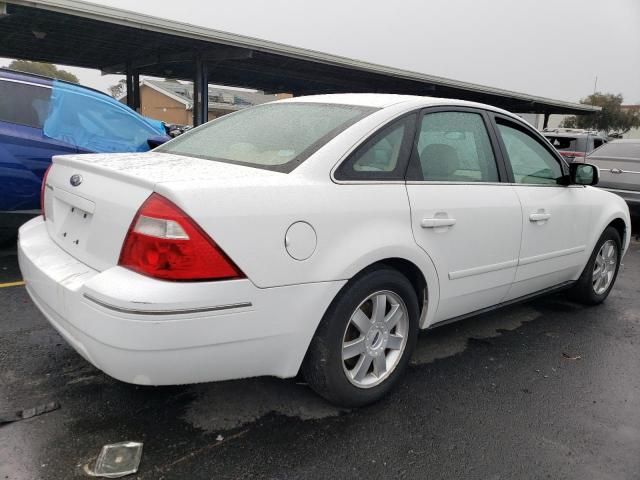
43, 80, 166, 153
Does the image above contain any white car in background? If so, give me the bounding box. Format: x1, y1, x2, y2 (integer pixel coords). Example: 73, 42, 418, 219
18, 94, 631, 406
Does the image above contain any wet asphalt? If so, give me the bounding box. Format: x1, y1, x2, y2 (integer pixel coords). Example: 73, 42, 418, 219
1, 236, 639, 480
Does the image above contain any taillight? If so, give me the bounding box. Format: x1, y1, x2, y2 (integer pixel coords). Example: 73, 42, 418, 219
118, 193, 244, 281
561, 151, 586, 158
41, 165, 52, 220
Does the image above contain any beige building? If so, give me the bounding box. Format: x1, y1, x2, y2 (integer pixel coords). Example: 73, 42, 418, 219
125, 79, 289, 126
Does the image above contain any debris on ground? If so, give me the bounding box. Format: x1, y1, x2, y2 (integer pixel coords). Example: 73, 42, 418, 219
87, 441, 143, 478
562, 352, 582, 361
216, 435, 224, 441
0, 401, 60, 425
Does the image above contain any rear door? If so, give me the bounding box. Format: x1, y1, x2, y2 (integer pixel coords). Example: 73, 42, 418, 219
0, 78, 77, 212
405, 107, 522, 322
491, 115, 591, 300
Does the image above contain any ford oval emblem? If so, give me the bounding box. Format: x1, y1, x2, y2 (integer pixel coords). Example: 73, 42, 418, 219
70, 174, 83, 187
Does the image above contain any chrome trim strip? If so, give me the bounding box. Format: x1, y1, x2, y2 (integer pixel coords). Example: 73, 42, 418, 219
449, 259, 518, 280
406, 181, 507, 186
406, 181, 579, 188
518, 245, 585, 266
0, 78, 53, 89
83, 293, 252, 315
603, 187, 640, 195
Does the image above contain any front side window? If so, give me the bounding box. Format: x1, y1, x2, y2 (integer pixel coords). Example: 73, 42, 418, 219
334, 114, 415, 180
0, 80, 51, 128
412, 111, 499, 182
158, 102, 377, 173
497, 120, 563, 185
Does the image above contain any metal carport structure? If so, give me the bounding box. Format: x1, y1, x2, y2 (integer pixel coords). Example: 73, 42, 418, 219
0, 0, 599, 126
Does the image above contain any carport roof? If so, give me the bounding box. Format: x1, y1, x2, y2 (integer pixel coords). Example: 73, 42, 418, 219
1, 0, 599, 115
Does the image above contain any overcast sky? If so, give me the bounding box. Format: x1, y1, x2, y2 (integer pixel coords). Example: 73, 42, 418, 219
2, 0, 639, 103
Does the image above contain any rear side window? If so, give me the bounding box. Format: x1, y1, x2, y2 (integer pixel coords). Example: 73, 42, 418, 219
158, 102, 377, 173
497, 120, 563, 185
545, 136, 579, 151
0, 80, 51, 128
334, 114, 416, 181
411, 111, 499, 182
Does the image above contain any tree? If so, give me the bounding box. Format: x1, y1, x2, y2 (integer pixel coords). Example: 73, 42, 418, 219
560, 92, 640, 135
7, 60, 79, 83
108, 79, 127, 99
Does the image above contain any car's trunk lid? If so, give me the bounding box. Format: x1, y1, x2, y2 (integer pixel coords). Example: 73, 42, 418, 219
42, 152, 280, 272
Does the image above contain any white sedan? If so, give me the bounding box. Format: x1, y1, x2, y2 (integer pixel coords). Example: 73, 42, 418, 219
18, 94, 631, 406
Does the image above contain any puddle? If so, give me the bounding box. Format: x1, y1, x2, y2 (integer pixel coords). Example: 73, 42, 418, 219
184, 303, 553, 432
182, 377, 346, 432
412, 304, 542, 365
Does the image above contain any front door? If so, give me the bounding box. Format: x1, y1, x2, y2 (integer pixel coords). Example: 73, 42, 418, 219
406, 108, 522, 323
491, 115, 591, 300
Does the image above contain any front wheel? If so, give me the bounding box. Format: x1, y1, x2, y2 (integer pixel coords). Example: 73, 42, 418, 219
569, 226, 622, 305
302, 268, 419, 407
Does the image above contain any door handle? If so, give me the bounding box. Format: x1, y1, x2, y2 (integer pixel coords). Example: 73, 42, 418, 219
421, 218, 457, 228
529, 212, 551, 222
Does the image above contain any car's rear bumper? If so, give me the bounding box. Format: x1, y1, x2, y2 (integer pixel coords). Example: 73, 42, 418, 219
18, 217, 345, 385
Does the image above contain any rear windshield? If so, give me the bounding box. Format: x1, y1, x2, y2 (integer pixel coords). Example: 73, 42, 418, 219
157, 102, 377, 173
545, 135, 581, 151
591, 142, 640, 159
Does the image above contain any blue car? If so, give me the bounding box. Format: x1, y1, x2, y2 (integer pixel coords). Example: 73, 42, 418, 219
0, 68, 169, 242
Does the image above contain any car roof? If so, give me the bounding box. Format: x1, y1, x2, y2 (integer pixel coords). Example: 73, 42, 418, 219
279, 93, 517, 116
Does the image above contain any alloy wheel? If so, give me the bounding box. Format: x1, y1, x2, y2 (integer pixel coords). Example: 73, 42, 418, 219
341, 290, 409, 388
592, 240, 618, 295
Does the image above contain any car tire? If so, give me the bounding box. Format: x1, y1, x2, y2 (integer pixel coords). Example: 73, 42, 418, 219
302, 267, 419, 407
569, 226, 622, 305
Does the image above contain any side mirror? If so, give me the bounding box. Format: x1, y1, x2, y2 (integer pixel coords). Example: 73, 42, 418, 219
570, 162, 599, 186
147, 135, 169, 149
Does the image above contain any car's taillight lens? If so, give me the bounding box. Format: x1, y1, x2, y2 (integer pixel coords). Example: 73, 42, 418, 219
41, 165, 52, 220
561, 151, 586, 158
118, 193, 244, 281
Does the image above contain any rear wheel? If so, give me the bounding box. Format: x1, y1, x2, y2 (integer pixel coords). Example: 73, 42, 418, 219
302, 268, 419, 407
569, 227, 621, 304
